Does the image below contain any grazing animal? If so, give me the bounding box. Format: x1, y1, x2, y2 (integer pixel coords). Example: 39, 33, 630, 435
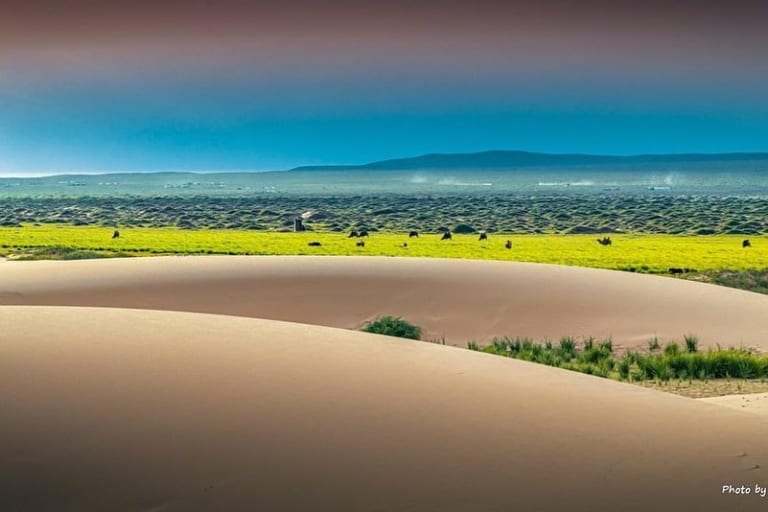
348, 230, 359, 238
668, 267, 684, 275
358, 230, 369, 237
505, 240, 512, 249
112, 230, 120, 239
596, 236, 612, 246
441, 231, 452, 240
408, 230, 419, 238
308, 241, 322, 247
356, 240, 365, 247
743, 239, 752, 248
478, 232, 488, 241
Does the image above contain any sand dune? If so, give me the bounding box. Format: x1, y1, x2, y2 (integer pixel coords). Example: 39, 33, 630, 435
0, 256, 766, 349
701, 393, 768, 417
0, 306, 766, 511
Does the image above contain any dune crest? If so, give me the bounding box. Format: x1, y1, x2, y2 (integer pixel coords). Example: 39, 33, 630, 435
0, 256, 766, 349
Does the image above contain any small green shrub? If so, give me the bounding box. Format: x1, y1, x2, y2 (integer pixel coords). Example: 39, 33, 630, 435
362, 316, 421, 340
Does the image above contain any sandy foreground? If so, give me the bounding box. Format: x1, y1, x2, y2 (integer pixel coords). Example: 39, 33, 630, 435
0, 256, 767, 349
1, 305, 767, 511
700, 393, 768, 417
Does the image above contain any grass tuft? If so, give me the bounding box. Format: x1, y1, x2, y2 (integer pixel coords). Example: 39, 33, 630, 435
362, 316, 421, 340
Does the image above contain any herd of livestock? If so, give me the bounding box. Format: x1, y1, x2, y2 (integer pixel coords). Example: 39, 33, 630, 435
108, 227, 754, 276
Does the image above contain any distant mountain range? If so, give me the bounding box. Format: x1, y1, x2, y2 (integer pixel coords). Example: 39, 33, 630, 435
292, 150, 768, 171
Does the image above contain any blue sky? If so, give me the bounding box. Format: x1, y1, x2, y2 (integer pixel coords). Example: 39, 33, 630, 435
2, 102, 766, 174
1, 1, 767, 175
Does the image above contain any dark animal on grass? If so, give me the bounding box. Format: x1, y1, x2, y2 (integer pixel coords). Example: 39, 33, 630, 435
743, 239, 751, 248
358, 230, 369, 237
409, 230, 419, 238
441, 232, 452, 240
596, 236, 612, 246
348, 230, 359, 238
403, 243, 408, 248
478, 232, 488, 241
308, 241, 322, 247
668, 267, 684, 275
356, 240, 365, 247
505, 240, 512, 250
112, 230, 120, 239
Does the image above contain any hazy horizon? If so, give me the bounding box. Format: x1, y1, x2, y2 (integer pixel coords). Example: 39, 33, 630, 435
0, 148, 767, 179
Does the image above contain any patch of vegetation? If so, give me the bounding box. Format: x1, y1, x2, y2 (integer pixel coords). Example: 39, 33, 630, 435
362, 316, 422, 340
686, 269, 768, 295
468, 336, 768, 385
469, 336, 617, 378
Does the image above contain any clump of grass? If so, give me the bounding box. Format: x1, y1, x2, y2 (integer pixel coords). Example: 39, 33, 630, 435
362, 316, 421, 340
684, 334, 699, 353
558, 337, 577, 359
617, 356, 632, 380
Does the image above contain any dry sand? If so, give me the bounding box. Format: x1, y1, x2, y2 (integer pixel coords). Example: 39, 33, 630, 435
701, 393, 768, 418
1, 306, 767, 511
0, 256, 767, 349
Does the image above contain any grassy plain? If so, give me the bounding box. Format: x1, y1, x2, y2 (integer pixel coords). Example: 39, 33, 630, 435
0, 225, 767, 274
0, 225, 768, 273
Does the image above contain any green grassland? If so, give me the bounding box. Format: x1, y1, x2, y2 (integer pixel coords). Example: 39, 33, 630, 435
1, 225, 766, 274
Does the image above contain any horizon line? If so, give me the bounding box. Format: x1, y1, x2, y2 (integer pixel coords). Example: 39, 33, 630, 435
3, 148, 768, 179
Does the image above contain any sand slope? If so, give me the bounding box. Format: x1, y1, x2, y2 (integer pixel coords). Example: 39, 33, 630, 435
0, 256, 766, 349
1, 306, 767, 511
701, 393, 768, 417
